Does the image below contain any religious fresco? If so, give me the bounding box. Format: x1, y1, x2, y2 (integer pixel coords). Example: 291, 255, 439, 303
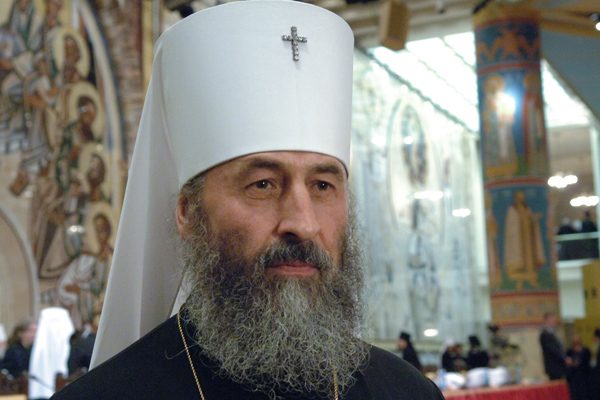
0, 0, 123, 330
489, 184, 554, 290
476, 14, 548, 180
351, 52, 484, 344
474, 3, 559, 327
387, 102, 443, 340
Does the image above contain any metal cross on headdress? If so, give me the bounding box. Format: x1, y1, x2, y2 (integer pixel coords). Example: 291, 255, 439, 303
282, 26, 307, 61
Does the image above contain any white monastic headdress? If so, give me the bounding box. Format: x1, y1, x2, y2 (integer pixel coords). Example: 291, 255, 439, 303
91, 0, 354, 368
29, 307, 74, 398
0, 323, 6, 359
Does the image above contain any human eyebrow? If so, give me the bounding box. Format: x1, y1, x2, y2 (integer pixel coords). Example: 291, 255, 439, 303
309, 163, 346, 182
236, 157, 284, 182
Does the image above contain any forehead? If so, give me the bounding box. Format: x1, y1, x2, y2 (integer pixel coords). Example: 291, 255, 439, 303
208, 151, 347, 178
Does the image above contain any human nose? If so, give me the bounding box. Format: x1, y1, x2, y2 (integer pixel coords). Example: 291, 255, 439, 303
276, 184, 320, 242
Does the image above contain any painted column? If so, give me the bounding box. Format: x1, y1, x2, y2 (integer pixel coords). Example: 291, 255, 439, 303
474, 2, 560, 329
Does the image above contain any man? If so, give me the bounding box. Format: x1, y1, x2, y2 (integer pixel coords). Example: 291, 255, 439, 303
466, 335, 489, 369
51, 1, 444, 399
539, 312, 566, 380
565, 335, 592, 400
0, 319, 36, 378
592, 328, 600, 400
441, 341, 467, 373
68, 320, 97, 374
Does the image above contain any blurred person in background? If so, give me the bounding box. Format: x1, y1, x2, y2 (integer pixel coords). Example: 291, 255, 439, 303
580, 210, 597, 233
579, 211, 599, 258
466, 335, 490, 369
67, 318, 97, 375
539, 312, 566, 380
442, 340, 467, 372
565, 334, 591, 400
29, 307, 74, 400
591, 329, 600, 400
397, 331, 422, 372
0, 319, 36, 378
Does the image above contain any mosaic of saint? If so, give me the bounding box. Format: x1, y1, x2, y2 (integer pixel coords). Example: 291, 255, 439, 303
0, 0, 123, 329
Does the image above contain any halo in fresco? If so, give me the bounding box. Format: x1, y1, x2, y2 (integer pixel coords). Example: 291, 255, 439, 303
67, 81, 106, 140
77, 142, 111, 201
52, 26, 91, 81
83, 201, 116, 256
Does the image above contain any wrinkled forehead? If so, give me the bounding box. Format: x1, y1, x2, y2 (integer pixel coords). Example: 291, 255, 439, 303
202, 151, 348, 181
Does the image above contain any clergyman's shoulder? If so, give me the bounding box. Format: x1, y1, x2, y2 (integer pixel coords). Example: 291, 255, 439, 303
51, 315, 182, 400
362, 345, 445, 400
365, 345, 420, 376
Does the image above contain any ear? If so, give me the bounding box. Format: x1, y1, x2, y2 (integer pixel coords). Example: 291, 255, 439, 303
175, 194, 190, 238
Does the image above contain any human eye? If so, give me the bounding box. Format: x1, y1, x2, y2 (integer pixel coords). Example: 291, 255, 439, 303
253, 179, 272, 190
311, 180, 338, 200
315, 181, 332, 191
245, 179, 278, 199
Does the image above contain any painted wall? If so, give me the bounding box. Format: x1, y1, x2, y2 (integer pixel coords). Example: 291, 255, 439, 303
351, 50, 489, 347
0, 0, 127, 334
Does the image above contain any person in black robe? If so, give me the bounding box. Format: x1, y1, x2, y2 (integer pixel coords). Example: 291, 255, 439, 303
580, 211, 597, 232
49, 2, 446, 400
0, 319, 36, 378
67, 323, 96, 375
466, 335, 489, 369
441, 342, 467, 372
565, 335, 591, 400
539, 312, 566, 380
397, 331, 422, 372
590, 328, 600, 400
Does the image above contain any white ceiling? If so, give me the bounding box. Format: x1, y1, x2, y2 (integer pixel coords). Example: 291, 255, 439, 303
369, 31, 591, 132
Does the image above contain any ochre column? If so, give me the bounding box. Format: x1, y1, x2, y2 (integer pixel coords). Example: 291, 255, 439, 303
474, 2, 560, 379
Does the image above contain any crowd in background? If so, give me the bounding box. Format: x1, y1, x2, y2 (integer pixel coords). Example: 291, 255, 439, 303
557, 211, 599, 260
539, 312, 600, 400
396, 317, 600, 398
0, 308, 96, 399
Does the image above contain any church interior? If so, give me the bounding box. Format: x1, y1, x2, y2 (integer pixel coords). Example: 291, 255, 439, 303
0, 0, 599, 398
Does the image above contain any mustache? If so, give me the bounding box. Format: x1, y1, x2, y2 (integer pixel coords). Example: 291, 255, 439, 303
257, 241, 335, 273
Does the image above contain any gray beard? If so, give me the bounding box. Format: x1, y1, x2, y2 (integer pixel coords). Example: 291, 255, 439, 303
179, 208, 368, 399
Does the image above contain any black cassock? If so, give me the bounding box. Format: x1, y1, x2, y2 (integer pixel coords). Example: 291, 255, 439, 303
51, 315, 445, 400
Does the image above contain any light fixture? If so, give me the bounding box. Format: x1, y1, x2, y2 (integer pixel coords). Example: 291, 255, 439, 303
570, 195, 599, 207
452, 208, 472, 218
548, 173, 578, 189
424, 328, 439, 337
67, 225, 85, 234
591, 13, 600, 32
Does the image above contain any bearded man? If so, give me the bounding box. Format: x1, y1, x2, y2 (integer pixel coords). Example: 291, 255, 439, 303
51, 1, 444, 399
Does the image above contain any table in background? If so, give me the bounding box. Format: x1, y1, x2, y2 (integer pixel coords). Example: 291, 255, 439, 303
443, 380, 570, 400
